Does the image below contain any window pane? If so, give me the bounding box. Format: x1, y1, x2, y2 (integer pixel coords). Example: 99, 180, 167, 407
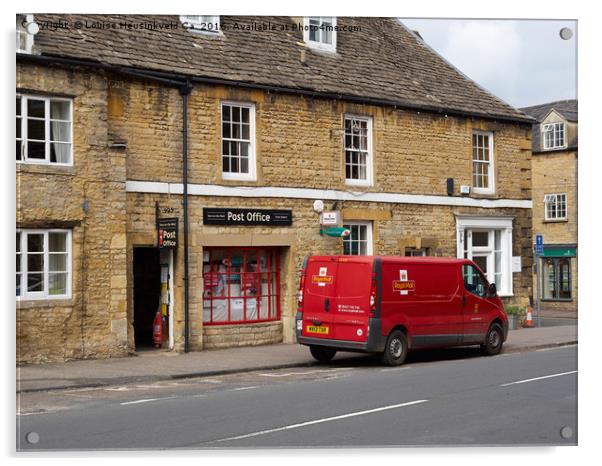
27, 119, 45, 140
16, 232, 20, 253
27, 234, 44, 252
27, 99, 45, 118
241, 123, 250, 140
232, 122, 240, 139
16, 140, 22, 160
26, 141, 45, 159
240, 157, 249, 174
50, 121, 71, 142
232, 106, 240, 122
50, 142, 71, 163
472, 231, 489, 247
28, 254, 43, 272
222, 105, 230, 122
49, 272, 67, 295
50, 100, 70, 120
28, 273, 44, 292
222, 122, 231, 139
241, 107, 249, 123
473, 256, 488, 275
222, 156, 230, 173
542, 258, 556, 299
16, 96, 21, 116
49, 253, 67, 272
49, 233, 67, 252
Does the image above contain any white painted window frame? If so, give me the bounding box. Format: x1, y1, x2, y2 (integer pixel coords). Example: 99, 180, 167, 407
342, 220, 373, 256
344, 114, 373, 187
544, 193, 567, 221
16, 14, 34, 54
17, 94, 74, 166
303, 17, 337, 53
16, 229, 72, 301
179, 15, 221, 35
455, 215, 513, 297
542, 122, 566, 150
471, 130, 495, 195
220, 101, 257, 182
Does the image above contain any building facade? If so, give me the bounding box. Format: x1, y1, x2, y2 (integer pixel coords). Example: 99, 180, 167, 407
521, 100, 578, 314
17, 15, 534, 363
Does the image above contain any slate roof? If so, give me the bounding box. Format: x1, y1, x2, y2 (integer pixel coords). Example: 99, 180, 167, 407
24, 14, 532, 123
520, 100, 578, 152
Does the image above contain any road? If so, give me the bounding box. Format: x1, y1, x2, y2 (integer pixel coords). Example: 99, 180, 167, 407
17, 345, 577, 450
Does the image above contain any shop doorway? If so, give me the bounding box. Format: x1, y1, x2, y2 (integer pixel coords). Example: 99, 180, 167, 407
133, 247, 161, 349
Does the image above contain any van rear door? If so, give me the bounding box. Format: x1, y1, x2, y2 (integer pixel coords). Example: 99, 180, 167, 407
301, 257, 339, 340
332, 257, 372, 342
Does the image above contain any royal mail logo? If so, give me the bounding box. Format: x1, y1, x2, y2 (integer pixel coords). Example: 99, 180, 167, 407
312, 275, 333, 284
392, 280, 416, 291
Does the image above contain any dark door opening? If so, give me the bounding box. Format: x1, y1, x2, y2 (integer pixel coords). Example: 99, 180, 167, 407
133, 247, 161, 349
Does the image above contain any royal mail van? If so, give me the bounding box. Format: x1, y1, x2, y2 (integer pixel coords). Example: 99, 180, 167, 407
296, 255, 508, 365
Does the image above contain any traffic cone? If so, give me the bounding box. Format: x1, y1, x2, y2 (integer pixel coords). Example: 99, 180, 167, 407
523, 306, 534, 328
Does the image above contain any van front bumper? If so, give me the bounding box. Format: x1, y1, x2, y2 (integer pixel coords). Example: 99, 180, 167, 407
295, 314, 386, 353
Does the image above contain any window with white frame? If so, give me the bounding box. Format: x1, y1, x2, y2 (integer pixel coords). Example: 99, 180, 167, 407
405, 248, 427, 257
456, 216, 513, 296
16, 14, 34, 54
221, 102, 256, 181
179, 15, 220, 34
472, 131, 494, 194
542, 122, 565, 150
344, 115, 372, 185
544, 193, 567, 220
303, 17, 337, 52
343, 221, 373, 256
17, 230, 71, 299
17, 94, 73, 165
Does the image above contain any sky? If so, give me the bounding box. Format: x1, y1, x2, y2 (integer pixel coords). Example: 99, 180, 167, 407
400, 19, 577, 109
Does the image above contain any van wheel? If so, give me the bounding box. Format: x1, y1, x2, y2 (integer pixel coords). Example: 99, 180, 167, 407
309, 346, 337, 363
482, 323, 504, 355
381, 330, 408, 366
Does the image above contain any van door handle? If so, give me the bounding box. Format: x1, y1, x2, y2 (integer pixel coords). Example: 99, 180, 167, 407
312, 320, 323, 326
462, 295, 467, 307
324, 298, 330, 312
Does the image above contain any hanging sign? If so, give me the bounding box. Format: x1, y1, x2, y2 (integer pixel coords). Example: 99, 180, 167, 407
158, 218, 178, 249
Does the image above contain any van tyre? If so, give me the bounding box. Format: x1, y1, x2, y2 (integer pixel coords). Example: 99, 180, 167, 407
381, 330, 408, 366
309, 346, 337, 363
482, 323, 504, 356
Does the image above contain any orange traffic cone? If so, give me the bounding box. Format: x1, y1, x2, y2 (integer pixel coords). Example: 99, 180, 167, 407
523, 306, 534, 328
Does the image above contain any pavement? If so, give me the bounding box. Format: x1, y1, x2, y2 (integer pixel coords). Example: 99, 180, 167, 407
16, 323, 577, 394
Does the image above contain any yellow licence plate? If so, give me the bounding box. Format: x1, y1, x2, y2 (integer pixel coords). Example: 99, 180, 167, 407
306, 325, 329, 335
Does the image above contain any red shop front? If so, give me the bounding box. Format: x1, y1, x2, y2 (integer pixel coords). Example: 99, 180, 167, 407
202, 247, 281, 325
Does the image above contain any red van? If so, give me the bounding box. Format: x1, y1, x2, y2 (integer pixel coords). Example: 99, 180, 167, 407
296, 255, 508, 365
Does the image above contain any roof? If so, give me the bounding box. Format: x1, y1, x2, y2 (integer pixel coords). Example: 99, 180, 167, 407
520, 99, 578, 152
23, 14, 532, 124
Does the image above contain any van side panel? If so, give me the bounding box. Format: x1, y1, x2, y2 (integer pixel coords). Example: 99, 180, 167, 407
380, 261, 462, 347
332, 260, 372, 342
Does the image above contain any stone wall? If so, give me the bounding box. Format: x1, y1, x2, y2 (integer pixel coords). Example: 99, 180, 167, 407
17, 63, 128, 363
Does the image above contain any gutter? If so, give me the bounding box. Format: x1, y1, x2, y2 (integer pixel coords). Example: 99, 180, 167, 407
17, 52, 535, 125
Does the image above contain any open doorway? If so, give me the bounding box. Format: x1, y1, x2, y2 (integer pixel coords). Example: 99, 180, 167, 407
133, 247, 161, 349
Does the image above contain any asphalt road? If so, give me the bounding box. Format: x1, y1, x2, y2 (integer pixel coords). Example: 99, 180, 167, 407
17, 345, 577, 450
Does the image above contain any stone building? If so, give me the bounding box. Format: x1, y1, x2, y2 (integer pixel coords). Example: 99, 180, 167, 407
520, 100, 578, 314
17, 14, 534, 363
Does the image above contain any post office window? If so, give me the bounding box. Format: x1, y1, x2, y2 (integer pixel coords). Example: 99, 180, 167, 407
202, 248, 280, 324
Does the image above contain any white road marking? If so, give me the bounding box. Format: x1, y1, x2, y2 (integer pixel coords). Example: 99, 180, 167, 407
380, 366, 412, 372
104, 387, 130, 392
257, 368, 348, 378
211, 399, 428, 443
120, 396, 177, 406
536, 345, 577, 352
232, 386, 258, 391
500, 370, 577, 387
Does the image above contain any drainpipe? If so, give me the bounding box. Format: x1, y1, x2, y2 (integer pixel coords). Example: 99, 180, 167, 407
180, 80, 192, 353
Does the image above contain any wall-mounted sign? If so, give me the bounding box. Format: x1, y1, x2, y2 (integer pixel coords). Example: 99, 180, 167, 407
203, 208, 292, 226
158, 218, 178, 249
320, 211, 339, 226
512, 256, 522, 273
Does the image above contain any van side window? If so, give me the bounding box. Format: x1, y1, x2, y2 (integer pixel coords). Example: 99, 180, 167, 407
462, 264, 488, 298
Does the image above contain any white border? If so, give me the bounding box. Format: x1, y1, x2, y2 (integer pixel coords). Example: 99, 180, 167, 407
125, 180, 532, 209
220, 101, 257, 182
471, 130, 495, 195
344, 114, 373, 187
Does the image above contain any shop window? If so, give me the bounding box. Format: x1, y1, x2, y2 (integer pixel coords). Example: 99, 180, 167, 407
202, 248, 280, 324
343, 221, 373, 255
16, 230, 71, 300
542, 257, 572, 301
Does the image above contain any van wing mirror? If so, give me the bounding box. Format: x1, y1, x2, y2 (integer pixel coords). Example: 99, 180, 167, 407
488, 283, 497, 297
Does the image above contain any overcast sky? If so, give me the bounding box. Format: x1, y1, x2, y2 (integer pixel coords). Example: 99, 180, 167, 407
400, 19, 577, 109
